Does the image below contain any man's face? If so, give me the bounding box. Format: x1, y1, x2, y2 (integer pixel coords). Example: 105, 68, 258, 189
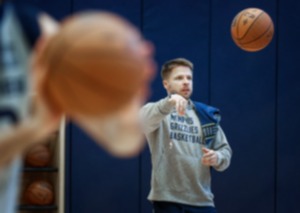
163, 66, 193, 99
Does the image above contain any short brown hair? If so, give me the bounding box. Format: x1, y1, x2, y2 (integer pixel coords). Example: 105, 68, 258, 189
161, 58, 193, 80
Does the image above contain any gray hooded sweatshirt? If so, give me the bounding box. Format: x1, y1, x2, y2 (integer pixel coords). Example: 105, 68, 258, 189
140, 97, 232, 207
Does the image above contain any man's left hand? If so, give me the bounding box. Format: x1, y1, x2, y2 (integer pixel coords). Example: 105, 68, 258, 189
201, 147, 218, 166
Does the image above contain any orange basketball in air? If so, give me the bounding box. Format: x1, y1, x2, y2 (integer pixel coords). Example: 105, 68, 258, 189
24, 180, 54, 205
40, 11, 154, 116
231, 8, 274, 52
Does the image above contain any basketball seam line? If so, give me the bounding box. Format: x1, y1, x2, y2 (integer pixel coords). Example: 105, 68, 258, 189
236, 11, 244, 38
237, 11, 264, 41
238, 22, 273, 45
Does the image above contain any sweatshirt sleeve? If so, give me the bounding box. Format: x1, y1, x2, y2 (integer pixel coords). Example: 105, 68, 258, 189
212, 126, 232, 172
139, 97, 174, 134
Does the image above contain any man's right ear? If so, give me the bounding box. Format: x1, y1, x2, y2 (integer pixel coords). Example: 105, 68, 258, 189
163, 80, 169, 90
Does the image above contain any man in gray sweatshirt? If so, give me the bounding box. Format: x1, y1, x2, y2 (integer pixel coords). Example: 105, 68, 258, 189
140, 58, 232, 213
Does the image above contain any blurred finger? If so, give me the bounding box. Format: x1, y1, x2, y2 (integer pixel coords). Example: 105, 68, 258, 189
202, 147, 210, 153
72, 95, 146, 158
203, 152, 214, 158
179, 99, 187, 115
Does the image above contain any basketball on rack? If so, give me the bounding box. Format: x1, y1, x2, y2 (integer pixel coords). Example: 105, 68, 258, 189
25, 144, 52, 167
24, 180, 54, 205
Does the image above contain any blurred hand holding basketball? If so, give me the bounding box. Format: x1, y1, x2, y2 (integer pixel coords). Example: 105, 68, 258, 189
231, 8, 274, 52
201, 147, 218, 166
34, 11, 156, 157
0, 11, 155, 163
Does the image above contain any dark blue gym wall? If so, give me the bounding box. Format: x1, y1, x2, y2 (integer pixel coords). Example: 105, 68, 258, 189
18, 0, 300, 212
210, 0, 277, 212
277, 0, 300, 212
16, 0, 72, 20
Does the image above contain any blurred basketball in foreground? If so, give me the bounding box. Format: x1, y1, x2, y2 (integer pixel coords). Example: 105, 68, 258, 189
40, 11, 155, 116
25, 144, 52, 167
25, 180, 54, 205
231, 8, 274, 52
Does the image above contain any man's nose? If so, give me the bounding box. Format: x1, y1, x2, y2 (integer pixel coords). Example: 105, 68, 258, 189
183, 78, 189, 84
